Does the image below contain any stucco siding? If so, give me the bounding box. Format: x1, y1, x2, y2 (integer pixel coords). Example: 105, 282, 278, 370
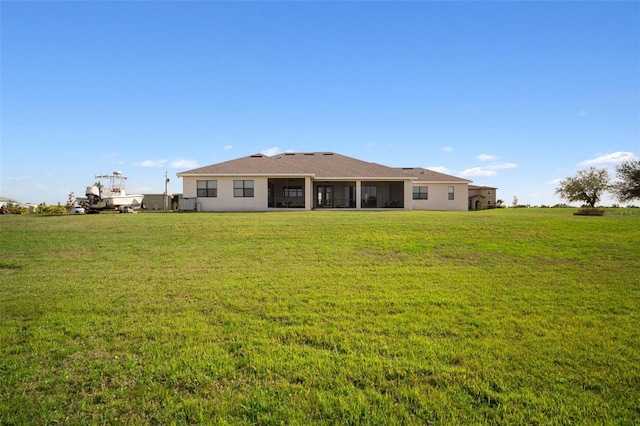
183, 176, 269, 211
412, 183, 468, 211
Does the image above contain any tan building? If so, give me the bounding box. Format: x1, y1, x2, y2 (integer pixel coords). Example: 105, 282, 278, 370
468, 185, 498, 210
177, 152, 477, 212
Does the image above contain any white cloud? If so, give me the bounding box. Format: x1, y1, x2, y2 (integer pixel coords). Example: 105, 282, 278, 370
440, 146, 453, 153
261, 147, 282, 156
170, 158, 199, 169
459, 167, 497, 177
224, 145, 233, 150
457, 161, 516, 178
547, 178, 563, 185
138, 159, 167, 168
578, 110, 587, 117
427, 166, 455, 174
262, 147, 295, 156
486, 162, 517, 170
579, 151, 637, 167
476, 154, 496, 161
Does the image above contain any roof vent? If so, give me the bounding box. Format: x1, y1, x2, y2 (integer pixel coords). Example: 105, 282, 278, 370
304, 153, 314, 156
250, 154, 263, 158
284, 153, 295, 156
323, 153, 334, 156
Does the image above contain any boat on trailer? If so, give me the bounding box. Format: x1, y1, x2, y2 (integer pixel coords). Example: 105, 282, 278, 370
83, 172, 144, 213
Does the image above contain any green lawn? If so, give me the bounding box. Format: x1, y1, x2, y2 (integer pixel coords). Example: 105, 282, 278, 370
1, 209, 639, 424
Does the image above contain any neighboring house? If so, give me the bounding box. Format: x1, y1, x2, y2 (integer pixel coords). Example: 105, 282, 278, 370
468, 185, 498, 210
177, 152, 474, 212
0, 197, 18, 207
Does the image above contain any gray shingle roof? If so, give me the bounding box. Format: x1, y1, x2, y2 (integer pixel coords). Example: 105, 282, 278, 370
177, 154, 309, 176
398, 168, 472, 183
178, 152, 414, 179
274, 152, 411, 179
469, 185, 498, 190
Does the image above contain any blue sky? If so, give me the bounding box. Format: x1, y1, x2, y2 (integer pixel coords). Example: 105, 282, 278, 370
2, 1, 638, 206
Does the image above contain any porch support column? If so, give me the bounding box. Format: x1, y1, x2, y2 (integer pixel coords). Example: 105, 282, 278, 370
355, 180, 362, 210
305, 177, 312, 210
404, 179, 413, 210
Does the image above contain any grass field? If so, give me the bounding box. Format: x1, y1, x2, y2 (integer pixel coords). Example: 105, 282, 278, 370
1, 209, 639, 424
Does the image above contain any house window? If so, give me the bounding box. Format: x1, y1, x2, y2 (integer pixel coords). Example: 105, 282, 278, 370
487, 190, 491, 195
448, 186, 455, 200
283, 187, 303, 197
413, 186, 428, 200
234, 180, 254, 197
487, 200, 492, 206
197, 180, 217, 197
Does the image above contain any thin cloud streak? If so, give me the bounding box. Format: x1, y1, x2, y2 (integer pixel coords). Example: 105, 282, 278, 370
261, 147, 282, 156
487, 162, 517, 170
139, 159, 167, 168
427, 166, 455, 174
579, 151, 636, 167
459, 167, 498, 177
170, 158, 199, 169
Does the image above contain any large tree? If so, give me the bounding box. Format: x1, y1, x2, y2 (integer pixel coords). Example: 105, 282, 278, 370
612, 159, 640, 203
555, 167, 610, 208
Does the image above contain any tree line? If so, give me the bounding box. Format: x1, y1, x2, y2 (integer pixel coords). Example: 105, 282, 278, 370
555, 159, 640, 208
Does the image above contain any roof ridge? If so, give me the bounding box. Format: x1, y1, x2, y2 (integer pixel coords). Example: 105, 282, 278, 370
271, 154, 315, 174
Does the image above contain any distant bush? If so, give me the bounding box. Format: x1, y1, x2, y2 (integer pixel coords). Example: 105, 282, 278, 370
574, 208, 605, 216
552, 203, 573, 208
35, 203, 67, 215
5, 203, 28, 214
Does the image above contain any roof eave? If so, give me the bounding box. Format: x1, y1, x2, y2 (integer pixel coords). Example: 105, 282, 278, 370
315, 176, 415, 180
177, 173, 313, 177
413, 180, 473, 184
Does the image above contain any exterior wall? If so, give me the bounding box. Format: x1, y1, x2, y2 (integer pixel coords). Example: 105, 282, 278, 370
182, 176, 269, 212
411, 183, 468, 211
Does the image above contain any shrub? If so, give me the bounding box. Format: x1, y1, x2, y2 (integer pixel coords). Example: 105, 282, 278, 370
574, 208, 605, 216
35, 203, 67, 215
5, 203, 28, 214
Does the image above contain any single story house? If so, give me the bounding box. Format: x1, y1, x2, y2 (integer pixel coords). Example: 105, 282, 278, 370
468, 185, 498, 210
177, 152, 475, 212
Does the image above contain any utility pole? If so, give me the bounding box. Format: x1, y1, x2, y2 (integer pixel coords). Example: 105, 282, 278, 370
164, 171, 169, 212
